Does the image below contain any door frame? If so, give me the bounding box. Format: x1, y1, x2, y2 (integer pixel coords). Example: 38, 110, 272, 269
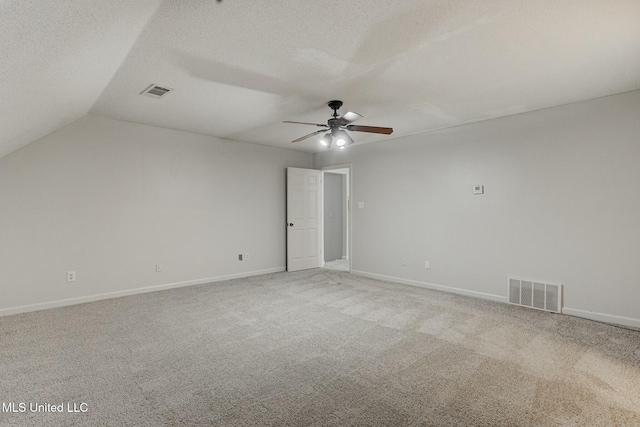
321, 163, 352, 272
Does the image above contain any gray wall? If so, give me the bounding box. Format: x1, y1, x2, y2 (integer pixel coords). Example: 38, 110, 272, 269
0, 114, 312, 313
314, 90, 640, 325
324, 173, 344, 262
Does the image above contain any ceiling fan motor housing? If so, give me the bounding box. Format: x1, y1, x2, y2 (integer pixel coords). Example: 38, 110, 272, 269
327, 100, 343, 113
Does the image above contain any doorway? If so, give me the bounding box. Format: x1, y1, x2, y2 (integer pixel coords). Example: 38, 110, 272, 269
322, 166, 350, 272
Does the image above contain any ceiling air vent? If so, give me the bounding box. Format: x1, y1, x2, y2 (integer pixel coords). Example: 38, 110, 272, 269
140, 84, 173, 99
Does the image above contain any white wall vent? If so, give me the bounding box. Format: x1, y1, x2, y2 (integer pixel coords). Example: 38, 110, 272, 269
140, 84, 173, 99
507, 277, 562, 313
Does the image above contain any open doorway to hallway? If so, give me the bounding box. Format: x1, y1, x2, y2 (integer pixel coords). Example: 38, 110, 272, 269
322, 167, 350, 272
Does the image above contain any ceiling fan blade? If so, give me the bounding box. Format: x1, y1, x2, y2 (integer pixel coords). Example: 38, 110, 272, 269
283, 120, 328, 127
337, 112, 362, 126
292, 129, 326, 143
346, 125, 393, 135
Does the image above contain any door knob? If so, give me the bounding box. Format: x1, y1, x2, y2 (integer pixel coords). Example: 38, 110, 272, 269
289, 223, 294, 226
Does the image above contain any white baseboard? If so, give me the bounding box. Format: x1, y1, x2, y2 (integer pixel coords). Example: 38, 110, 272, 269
562, 308, 640, 329
351, 270, 507, 303
6, 267, 637, 330
0, 267, 285, 317
351, 270, 639, 328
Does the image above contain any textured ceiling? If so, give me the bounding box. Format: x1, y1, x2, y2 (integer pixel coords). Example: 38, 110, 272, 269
3, 0, 640, 157
0, 0, 162, 158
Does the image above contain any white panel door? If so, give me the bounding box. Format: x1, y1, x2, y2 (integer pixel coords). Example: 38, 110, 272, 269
287, 167, 322, 272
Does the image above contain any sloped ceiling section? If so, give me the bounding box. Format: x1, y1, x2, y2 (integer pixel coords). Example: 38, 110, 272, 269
0, 0, 162, 158
3, 0, 640, 158
90, 0, 640, 152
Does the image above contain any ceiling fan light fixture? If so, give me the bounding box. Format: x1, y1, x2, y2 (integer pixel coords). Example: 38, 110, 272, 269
284, 100, 392, 145
320, 133, 332, 147
345, 132, 354, 146
332, 129, 352, 148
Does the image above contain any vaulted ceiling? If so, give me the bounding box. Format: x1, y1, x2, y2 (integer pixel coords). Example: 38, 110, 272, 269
2, 0, 640, 158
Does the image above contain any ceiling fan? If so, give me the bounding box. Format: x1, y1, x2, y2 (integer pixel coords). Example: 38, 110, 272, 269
283, 100, 393, 148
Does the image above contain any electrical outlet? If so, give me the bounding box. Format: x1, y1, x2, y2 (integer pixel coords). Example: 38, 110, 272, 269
238, 254, 243, 261
67, 271, 76, 282
155, 264, 162, 272
424, 261, 430, 269
244, 253, 250, 261
401, 260, 407, 267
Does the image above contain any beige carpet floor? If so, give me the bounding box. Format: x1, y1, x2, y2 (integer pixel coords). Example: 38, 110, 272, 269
324, 259, 349, 272
1, 269, 639, 426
